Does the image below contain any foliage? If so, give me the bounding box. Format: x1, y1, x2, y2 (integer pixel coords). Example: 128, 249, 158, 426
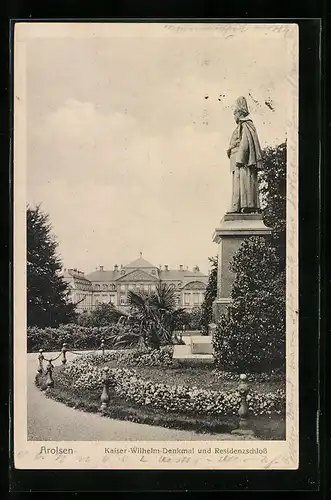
200, 256, 218, 334
76, 303, 125, 327
260, 141, 287, 270
185, 307, 203, 330
59, 353, 285, 417
27, 205, 76, 327
27, 323, 138, 352
213, 237, 286, 373
127, 283, 188, 349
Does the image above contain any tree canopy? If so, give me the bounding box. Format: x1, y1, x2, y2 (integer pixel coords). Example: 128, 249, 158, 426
27, 205, 76, 327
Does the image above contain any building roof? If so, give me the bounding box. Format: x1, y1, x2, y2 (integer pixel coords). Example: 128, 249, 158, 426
124, 254, 156, 269
62, 269, 91, 283
159, 270, 207, 281
85, 270, 119, 282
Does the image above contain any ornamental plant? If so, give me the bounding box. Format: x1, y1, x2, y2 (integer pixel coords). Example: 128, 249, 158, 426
213, 237, 285, 374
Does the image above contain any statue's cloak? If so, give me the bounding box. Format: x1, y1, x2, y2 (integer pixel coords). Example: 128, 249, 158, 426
236, 117, 263, 167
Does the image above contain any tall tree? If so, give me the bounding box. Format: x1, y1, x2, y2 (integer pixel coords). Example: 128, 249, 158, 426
27, 205, 76, 327
259, 141, 286, 269
200, 256, 218, 334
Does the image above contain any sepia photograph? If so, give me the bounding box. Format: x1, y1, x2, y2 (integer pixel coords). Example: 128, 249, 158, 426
14, 22, 299, 469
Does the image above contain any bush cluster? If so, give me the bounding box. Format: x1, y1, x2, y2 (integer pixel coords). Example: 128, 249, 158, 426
213, 238, 286, 374
27, 323, 130, 352
61, 353, 285, 417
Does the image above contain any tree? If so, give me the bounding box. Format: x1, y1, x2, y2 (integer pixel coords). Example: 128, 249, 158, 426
77, 303, 125, 327
127, 283, 187, 349
259, 141, 286, 269
200, 256, 218, 334
27, 205, 76, 327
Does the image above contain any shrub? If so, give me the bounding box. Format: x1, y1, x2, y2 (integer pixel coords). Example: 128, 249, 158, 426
27, 323, 136, 352
213, 238, 285, 374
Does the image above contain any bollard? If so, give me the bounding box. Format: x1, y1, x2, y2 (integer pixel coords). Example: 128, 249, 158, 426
208, 323, 217, 337
231, 374, 255, 437
61, 343, 67, 365
37, 349, 44, 375
99, 367, 110, 413
45, 361, 54, 390
101, 339, 105, 356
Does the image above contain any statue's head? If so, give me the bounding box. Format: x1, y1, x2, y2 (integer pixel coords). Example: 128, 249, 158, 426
233, 96, 249, 123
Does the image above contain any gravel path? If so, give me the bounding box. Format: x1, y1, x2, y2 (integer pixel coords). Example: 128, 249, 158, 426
27, 352, 239, 441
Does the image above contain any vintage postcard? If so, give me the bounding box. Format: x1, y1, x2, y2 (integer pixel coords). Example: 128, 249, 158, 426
13, 22, 299, 470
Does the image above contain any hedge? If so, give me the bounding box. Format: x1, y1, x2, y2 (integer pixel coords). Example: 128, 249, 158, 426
27, 323, 130, 352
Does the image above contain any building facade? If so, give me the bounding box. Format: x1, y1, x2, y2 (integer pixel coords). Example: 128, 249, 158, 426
62, 254, 208, 313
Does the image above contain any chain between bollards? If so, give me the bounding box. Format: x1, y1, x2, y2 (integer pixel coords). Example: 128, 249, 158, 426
99, 366, 110, 413
231, 373, 255, 437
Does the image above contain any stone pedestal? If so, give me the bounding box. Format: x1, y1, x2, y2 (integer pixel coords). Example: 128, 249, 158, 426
212, 213, 271, 322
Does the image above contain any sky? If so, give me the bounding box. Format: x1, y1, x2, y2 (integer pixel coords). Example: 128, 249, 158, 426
25, 23, 292, 274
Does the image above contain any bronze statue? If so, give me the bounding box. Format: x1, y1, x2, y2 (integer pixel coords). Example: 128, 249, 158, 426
226, 96, 262, 213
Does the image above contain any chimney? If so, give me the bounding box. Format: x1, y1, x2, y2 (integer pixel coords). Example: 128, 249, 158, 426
179, 265, 184, 271
165, 265, 169, 271
193, 265, 200, 273
99, 266, 104, 271
114, 264, 118, 271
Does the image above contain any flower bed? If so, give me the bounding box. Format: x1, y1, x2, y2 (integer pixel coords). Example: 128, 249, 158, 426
60, 351, 285, 417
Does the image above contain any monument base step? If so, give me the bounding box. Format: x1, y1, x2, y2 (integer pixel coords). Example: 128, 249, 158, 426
173, 345, 214, 365
190, 335, 214, 355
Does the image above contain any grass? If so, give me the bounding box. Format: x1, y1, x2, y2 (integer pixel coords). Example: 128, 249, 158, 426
36, 365, 286, 440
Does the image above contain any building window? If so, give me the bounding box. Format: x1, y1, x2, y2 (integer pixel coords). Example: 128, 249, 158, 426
143, 285, 149, 292
136, 284, 140, 291
184, 293, 191, 305
120, 296, 126, 305
95, 284, 100, 290
102, 284, 108, 290
151, 270, 156, 275
150, 284, 156, 292
110, 295, 115, 304
193, 293, 199, 305
120, 284, 126, 292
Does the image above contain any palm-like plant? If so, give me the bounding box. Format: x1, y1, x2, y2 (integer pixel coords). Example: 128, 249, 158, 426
127, 284, 187, 349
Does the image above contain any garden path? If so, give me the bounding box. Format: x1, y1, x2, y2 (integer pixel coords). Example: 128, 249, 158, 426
27, 352, 240, 441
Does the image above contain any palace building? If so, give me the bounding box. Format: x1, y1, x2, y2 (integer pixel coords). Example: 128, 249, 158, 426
62, 254, 208, 313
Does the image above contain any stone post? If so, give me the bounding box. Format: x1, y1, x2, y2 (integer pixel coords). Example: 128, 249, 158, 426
37, 349, 44, 374
100, 366, 110, 412
212, 213, 271, 322
231, 374, 255, 437
61, 343, 67, 365
45, 361, 54, 390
